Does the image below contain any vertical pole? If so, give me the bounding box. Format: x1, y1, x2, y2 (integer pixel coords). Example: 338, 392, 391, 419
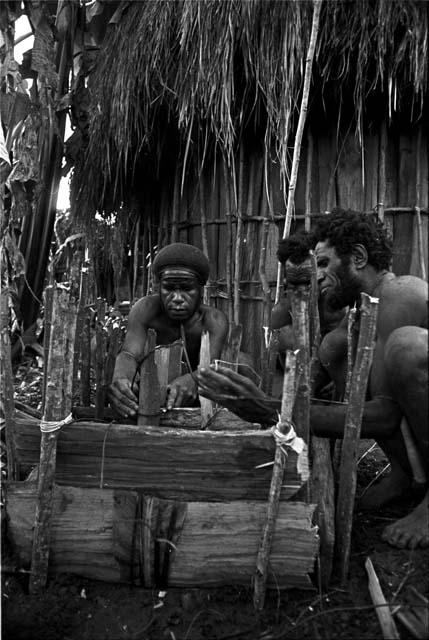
336, 293, 379, 584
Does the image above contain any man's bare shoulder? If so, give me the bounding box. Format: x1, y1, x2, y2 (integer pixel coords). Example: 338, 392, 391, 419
128, 295, 162, 324
382, 274, 428, 300
378, 274, 428, 329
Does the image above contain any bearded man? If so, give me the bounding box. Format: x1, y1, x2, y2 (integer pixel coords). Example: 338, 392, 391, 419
109, 242, 228, 418
196, 209, 428, 549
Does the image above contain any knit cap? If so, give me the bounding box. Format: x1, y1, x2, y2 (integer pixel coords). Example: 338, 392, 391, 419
152, 243, 210, 284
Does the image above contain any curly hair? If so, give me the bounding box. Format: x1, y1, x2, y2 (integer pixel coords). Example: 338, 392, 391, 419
311, 208, 393, 271
277, 231, 313, 264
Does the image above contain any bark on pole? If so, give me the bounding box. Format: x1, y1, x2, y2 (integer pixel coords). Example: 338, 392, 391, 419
0, 292, 18, 479
254, 350, 299, 611
336, 293, 379, 585
275, 0, 322, 304
29, 285, 77, 594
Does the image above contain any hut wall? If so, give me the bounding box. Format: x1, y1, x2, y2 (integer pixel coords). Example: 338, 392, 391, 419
138, 120, 428, 369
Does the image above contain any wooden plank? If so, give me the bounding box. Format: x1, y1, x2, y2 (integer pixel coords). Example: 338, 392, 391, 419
12, 416, 308, 501
6, 482, 318, 589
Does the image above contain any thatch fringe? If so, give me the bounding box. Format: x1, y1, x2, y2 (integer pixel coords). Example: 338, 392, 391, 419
71, 0, 428, 223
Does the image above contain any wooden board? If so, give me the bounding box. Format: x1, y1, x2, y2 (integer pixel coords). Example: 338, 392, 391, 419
13, 412, 309, 501
5, 482, 319, 589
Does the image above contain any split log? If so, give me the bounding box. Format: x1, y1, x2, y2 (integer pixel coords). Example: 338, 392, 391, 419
336, 294, 379, 584
6, 482, 318, 589
12, 415, 308, 501
199, 331, 214, 428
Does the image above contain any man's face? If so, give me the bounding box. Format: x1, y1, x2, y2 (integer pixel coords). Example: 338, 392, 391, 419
159, 269, 202, 321
315, 240, 362, 310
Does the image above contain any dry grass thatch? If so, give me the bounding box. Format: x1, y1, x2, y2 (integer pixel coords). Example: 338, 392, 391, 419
71, 0, 428, 222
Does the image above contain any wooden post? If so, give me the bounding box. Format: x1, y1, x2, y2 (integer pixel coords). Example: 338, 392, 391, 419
377, 119, 387, 223
199, 331, 214, 429
94, 298, 106, 420
138, 329, 160, 426
0, 291, 18, 479
254, 350, 299, 611
336, 293, 379, 584
289, 271, 335, 586
414, 126, 427, 281
29, 285, 77, 594
42, 282, 55, 411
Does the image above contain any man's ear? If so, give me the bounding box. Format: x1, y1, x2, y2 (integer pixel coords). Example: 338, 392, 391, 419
351, 244, 368, 269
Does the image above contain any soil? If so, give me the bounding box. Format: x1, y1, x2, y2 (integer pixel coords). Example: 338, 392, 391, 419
2, 360, 428, 640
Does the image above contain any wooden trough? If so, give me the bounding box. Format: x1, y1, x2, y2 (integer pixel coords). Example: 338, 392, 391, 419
7, 406, 319, 589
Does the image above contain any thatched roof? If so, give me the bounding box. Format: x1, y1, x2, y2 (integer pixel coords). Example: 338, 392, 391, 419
71, 0, 428, 223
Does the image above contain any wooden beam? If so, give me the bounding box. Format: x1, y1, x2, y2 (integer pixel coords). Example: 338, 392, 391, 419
6, 482, 319, 589
13, 415, 307, 501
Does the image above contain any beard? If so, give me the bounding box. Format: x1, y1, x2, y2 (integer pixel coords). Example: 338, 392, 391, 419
325, 260, 362, 311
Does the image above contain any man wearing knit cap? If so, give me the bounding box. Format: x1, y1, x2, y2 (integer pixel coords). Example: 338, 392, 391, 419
108, 242, 228, 418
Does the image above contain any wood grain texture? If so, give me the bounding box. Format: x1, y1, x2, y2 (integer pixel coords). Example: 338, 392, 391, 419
6, 483, 318, 589
13, 413, 307, 501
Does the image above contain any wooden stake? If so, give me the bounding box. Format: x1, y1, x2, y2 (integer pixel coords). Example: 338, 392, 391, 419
234, 145, 245, 325
414, 126, 427, 280
199, 331, 214, 429
254, 350, 299, 611
138, 329, 160, 426
377, 119, 387, 223
365, 557, 400, 640
94, 298, 107, 420
29, 285, 76, 594
0, 292, 18, 479
80, 311, 91, 406
222, 161, 234, 322
289, 272, 335, 586
336, 293, 379, 584
42, 282, 55, 411
305, 128, 314, 233
72, 263, 89, 402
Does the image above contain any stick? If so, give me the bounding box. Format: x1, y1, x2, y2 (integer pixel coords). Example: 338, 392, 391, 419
72, 262, 88, 402
336, 294, 379, 584
171, 165, 180, 244
94, 298, 106, 420
199, 331, 214, 429
254, 350, 299, 611
29, 285, 76, 594
415, 126, 427, 280
377, 119, 387, 223
305, 128, 314, 233
133, 216, 140, 301
42, 282, 55, 410
234, 145, 245, 325
275, 0, 322, 303
0, 291, 18, 479
222, 161, 234, 322
138, 329, 160, 426
365, 557, 400, 640
80, 311, 91, 406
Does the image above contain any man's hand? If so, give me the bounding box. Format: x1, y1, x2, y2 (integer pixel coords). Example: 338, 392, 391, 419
166, 373, 198, 410
195, 365, 280, 424
108, 378, 139, 419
